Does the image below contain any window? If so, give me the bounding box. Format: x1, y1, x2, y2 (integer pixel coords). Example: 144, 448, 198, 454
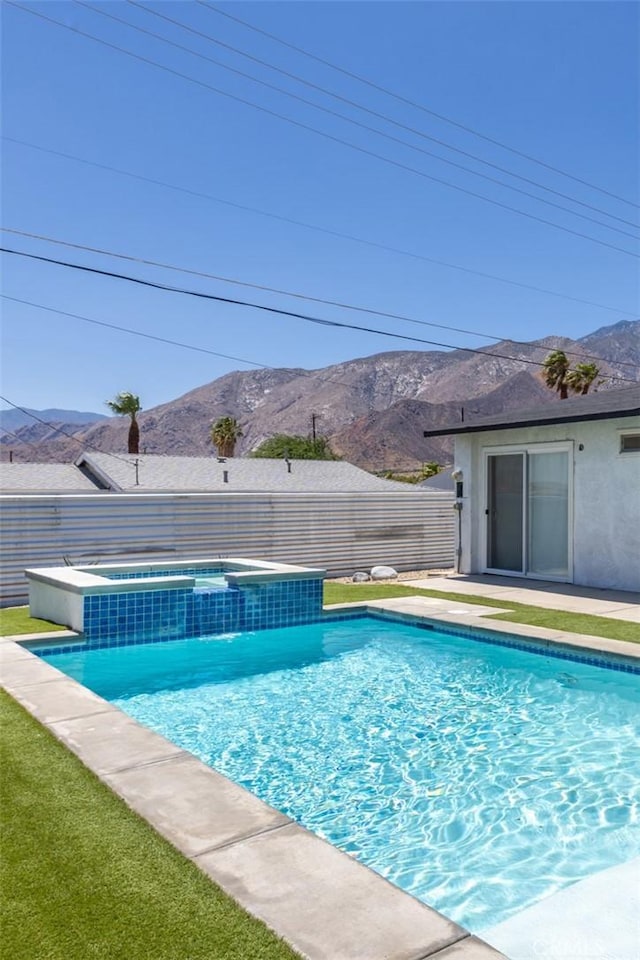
620, 434, 640, 454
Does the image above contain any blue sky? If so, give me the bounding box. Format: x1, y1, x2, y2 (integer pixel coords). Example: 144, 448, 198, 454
2, 1, 638, 413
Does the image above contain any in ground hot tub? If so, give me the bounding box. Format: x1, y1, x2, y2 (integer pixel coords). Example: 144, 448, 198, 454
26, 557, 326, 643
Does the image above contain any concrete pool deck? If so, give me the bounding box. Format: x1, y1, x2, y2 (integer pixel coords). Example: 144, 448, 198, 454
2, 605, 639, 960
404, 574, 640, 624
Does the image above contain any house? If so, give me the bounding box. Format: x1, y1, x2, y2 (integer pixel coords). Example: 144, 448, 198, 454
0, 463, 102, 493
423, 385, 640, 592
0, 455, 427, 495
72, 453, 423, 493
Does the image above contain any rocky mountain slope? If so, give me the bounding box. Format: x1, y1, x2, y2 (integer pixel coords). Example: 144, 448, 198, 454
0, 407, 106, 438
3, 319, 637, 471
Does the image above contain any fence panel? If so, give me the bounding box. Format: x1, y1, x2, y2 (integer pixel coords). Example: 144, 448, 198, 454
0, 491, 455, 606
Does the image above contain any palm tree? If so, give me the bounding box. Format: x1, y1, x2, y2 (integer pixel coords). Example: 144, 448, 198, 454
543, 350, 570, 399
567, 361, 600, 396
210, 416, 243, 457
106, 392, 142, 454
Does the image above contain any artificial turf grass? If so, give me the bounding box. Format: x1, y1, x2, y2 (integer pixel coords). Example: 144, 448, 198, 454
0, 691, 301, 960
0, 605, 67, 636
323, 582, 640, 643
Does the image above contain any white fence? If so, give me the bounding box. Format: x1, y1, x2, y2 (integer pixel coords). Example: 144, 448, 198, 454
0, 491, 455, 606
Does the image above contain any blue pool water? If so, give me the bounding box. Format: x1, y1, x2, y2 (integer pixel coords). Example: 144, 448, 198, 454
42, 617, 640, 932
104, 567, 227, 588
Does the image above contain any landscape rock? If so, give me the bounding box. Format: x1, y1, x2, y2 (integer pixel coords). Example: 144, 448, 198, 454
371, 565, 398, 580
352, 571, 371, 582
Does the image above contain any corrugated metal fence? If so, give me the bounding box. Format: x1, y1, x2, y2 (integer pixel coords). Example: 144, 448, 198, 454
0, 491, 455, 606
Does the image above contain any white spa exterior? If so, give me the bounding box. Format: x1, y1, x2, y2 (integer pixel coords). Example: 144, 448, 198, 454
425, 386, 640, 593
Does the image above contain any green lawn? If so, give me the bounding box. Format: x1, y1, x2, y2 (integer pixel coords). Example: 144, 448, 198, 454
3, 586, 638, 644
0, 605, 67, 637
0, 691, 301, 960
323, 582, 640, 643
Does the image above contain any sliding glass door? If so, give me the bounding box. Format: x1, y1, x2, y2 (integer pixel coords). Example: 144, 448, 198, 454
487, 453, 524, 572
527, 451, 569, 578
486, 446, 571, 580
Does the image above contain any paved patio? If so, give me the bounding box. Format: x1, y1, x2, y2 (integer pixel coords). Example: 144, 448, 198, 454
404, 574, 640, 624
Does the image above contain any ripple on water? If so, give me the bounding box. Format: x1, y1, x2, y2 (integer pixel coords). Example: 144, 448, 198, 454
92, 618, 640, 932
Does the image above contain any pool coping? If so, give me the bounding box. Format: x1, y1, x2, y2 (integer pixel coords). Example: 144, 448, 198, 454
25, 556, 328, 595
2, 605, 639, 960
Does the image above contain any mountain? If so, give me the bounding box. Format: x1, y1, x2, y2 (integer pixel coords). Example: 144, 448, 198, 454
575, 319, 640, 368
0, 407, 107, 438
2, 320, 638, 470
331, 370, 553, 471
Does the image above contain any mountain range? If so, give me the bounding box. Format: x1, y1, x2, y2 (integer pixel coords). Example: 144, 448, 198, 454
2, 319, 638, 472
0, 407, 107, 435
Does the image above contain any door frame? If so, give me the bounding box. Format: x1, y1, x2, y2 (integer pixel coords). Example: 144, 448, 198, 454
481, 441, 574, 582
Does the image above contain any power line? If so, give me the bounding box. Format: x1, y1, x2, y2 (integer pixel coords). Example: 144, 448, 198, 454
123, 0, 639, 234
0, 295, 375, 394
203, 1, 640, 210
0, 396, 138, 468
5, 136, 635, 318
4, 294, 637, 452
8, 1, 639, 259
4, 227, 638, 370
76, 0, 639, 245
0, 427, 44, 453
2, 249, 637, 384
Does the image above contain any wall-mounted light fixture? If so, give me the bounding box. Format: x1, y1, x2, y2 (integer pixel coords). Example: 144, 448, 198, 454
452, 468, 464, 500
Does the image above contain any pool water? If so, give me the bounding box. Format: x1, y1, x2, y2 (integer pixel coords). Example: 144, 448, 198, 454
104, 568, 228, 589
42, 617, 640, 932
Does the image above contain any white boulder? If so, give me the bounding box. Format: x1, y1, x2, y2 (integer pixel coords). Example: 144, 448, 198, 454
370, 565, 398, 580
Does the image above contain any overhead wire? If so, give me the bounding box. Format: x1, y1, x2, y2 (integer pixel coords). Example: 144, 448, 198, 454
127, 0, 639, 232
3, 290, 637, 463
0, 295, 379, 392
4, 227, 639, 370
2, 248, 638, 384
0, 396, 139, 467
75, 0, 639, 244
203, 1, 640, 209
3, 294, 637, 443
4, 136, 635, 318
6, 1, 639, 259
0, 427, 44, 453
0, 400, 442, 474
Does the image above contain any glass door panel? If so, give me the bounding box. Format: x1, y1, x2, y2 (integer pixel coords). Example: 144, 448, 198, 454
487, 454, 524, 572
528, 451, 569, 578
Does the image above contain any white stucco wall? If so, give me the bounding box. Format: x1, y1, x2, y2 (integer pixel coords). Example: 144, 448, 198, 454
453, 414, 640, 592
28, 579, 84, 631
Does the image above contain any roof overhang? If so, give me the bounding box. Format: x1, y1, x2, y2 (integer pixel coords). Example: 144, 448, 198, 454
424, 404, 640, 437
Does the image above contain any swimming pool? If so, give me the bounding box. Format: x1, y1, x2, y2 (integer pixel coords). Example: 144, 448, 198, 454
40, 615, 640, 933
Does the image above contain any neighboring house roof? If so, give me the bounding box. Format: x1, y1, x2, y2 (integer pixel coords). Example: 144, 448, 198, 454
75, 453, 425, 493
419, 469, 455, 491
0, 463, 101, 493
423, 385, 640, 437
